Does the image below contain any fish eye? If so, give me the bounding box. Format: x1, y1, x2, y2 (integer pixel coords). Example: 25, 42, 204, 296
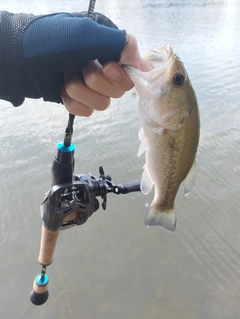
173, 73, 185, 86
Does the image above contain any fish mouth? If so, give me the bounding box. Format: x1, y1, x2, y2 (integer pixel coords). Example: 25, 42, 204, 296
123, 44, 173, 78
123, 44, 175, 92
143, 44, 174, 70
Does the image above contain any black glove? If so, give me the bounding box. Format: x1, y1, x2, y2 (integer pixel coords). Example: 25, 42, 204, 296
0, 11, 126, 106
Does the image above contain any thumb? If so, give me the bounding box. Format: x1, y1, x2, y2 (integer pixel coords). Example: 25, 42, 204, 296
119, 34, 150, 71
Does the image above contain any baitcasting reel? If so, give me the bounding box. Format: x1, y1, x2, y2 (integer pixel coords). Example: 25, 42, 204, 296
41, 166, 141, 232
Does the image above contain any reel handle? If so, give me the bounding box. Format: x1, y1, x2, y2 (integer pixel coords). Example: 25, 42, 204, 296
116, 179, 141, 194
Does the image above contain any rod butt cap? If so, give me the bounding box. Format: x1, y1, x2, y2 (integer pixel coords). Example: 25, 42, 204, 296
30, 289, 49, 305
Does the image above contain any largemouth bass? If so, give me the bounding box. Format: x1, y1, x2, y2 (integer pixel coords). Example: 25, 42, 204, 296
125, 44, 200, 232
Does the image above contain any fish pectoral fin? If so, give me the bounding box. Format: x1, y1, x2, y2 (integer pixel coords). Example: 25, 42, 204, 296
140, 166, 153, 195
163, 105, 189, 131
182, 159, 196, 196
138, 127, 144, 140
137, 128, 147, 157
144, 208, 176, 232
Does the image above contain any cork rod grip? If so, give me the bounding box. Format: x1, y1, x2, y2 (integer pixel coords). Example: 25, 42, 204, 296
38, 225, 59, 266
32, 277, 48, 294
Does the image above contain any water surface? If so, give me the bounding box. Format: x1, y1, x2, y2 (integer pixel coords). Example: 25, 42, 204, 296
0, 1, 240, 319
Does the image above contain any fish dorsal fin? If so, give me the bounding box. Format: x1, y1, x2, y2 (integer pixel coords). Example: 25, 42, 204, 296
140, 166, 153, 195
137, 128, 147, 157
182, 159, 196, 196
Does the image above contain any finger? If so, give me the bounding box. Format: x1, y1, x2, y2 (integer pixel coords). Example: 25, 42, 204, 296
61, 87, 94, 117
82, 60, 126, 98
64, 73, 110, 111
119, 34, 150, 71
102, 62, 134, 91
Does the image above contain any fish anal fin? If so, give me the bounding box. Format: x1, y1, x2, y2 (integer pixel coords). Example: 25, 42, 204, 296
144, 208, 176, 232
182, 159, 196, 196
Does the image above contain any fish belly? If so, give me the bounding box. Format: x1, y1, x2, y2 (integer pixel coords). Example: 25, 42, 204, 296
143, 104, 199, 232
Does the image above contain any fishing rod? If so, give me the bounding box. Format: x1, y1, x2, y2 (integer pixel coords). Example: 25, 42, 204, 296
30, 0, 141, 306
87, 0, 96, 20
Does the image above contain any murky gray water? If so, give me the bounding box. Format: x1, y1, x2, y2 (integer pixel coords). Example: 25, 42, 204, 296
1, 0, 240, 318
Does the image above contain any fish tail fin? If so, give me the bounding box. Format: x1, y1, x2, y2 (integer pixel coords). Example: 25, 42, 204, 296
144, 208, 176, 232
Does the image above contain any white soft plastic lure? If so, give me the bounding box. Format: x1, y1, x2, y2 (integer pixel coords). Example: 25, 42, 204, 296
125, 45, 200, 232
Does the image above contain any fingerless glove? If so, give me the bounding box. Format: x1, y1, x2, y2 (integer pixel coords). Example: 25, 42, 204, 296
0, 11, 126, 106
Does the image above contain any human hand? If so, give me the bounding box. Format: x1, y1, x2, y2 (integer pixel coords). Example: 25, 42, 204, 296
62, 34, 149, 116
62, 61, 133, 116
0, 11, 148, 111
0, 11, 128, 106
